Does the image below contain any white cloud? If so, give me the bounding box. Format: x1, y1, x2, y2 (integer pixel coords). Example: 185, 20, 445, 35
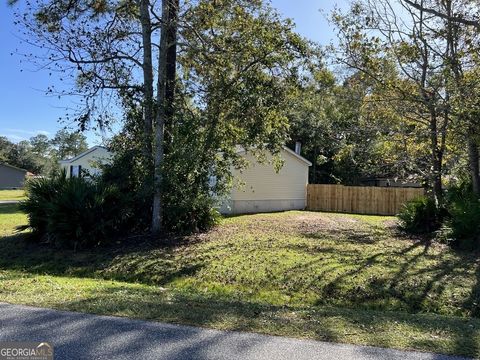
2, 134, 25, 142
0, 129, 51, 143
3, 129, 51, 136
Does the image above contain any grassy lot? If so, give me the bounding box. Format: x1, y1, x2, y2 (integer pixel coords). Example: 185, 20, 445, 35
0, 205, 479, 357
0, 189, 25, 201
0, 204, 27, 237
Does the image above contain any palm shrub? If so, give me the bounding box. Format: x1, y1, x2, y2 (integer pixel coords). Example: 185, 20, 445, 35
20, 173, 131, 249
398, 196, 441, 234
19, 172, 68, 237
47, 178, 130, 248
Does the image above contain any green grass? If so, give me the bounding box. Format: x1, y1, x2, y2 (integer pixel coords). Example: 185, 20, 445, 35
0, 204, 27, 237
0, 190, 26, 201
0, 207, 479, 357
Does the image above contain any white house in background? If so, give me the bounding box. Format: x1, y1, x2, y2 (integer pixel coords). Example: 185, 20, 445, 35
58, 144, 311, 214
220, 145, 312, 215
59, 146, 112, 178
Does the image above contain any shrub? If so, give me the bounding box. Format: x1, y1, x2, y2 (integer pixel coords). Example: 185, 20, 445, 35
441, 185, 480, 249
398, 196, 441, 234
20, 173, 131, 249
19, 173, 69, 236
100, 150, 153, 233
398, 182, 480, 249
163, 190, 221, 233
105, 109, 226, 234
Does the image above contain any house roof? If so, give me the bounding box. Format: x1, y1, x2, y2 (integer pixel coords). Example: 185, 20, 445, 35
59, 145, 108, 164
281, 146, 313, 166
236, 146, 312, 167
0, 163, 28, 173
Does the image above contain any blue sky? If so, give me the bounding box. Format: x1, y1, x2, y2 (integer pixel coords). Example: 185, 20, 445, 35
0, 0, 348, 145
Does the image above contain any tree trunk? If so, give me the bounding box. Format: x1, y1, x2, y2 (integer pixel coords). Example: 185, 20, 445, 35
151, 0, 179, 235
164, 0, 179, 152
468, 137, 480, 194
138, 0, 154, 157
429, 113, 443, 205
432, 154, 443, 205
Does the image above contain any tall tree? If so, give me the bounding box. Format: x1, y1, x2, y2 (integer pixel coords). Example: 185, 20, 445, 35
434, 0, 480, 193
30, 134, 51, 157
152, 0, 179, 234
0, 136, 15, 163
332, 0, 455, 204
14, 0, 310, 234
50, 129, 88, 160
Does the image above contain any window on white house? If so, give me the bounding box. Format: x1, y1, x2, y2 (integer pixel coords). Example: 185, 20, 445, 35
70, 165, 82, 177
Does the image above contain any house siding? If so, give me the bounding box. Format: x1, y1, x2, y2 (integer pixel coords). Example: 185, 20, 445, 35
0, 164, 27, 189
222, 150, 309, 214
61, 147, 112, 177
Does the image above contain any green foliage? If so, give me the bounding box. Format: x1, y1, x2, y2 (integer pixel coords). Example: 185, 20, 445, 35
161, 113, 223, 233
106, 107, 224, 233
20, 173, 130, 249
399, 183, 480, 249
100, 0, 313, 234
101, 150, 153, 233
19, 174, 69, 236
0, 130, 88, 176
180, 0, 310, 157
15, 0, 316, 233
6, 140, 40, 174
50, 129, 88, 160
163, 191, 221, 233
398, 196, 441, 234
47, 179, 129, 248
440, 184, 480, 249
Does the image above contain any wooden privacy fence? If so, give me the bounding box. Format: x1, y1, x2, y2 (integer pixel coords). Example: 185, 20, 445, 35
307, 184, 424, 216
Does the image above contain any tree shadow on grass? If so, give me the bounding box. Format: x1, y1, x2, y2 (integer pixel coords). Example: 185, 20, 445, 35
308, 240, 477, 315
1, 209, 479, 357
0, 274, 477, 358
0, 203, 22, 215
286, 224, 479, 318
0, 231, 205, 285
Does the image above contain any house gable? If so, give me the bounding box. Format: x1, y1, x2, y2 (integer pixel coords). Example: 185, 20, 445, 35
59, 146, 112, 177
0, 163, 27, 189
221, 147, 310, 213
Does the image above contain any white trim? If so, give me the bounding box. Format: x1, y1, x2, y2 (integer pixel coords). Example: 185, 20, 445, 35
281, 146, 312, 166
59, 146, 108, 164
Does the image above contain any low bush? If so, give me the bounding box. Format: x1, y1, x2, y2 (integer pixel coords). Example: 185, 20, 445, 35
398, 196, 441, 234
163, 190, 221, 233
20, 173, 131, 249
440, 185, 480, 249
398, 183, 480, 249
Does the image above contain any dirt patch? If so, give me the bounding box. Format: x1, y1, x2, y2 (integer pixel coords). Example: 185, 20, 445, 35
218, 212, 384, 240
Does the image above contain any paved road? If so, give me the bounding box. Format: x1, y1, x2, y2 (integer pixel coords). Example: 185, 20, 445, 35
0, 303, 471, 360
0, 200, 19, 204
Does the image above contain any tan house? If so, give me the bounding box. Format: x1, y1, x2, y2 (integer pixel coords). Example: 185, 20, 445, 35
220, 146, 312, 214
0, 163, 28, 189
59, 144, 311, 214
59, 146, 112, 178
